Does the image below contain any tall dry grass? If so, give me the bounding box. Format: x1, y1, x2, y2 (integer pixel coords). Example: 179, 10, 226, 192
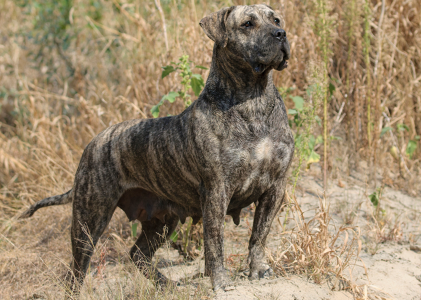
0, 0, 420, 298
268, 193, 364, 296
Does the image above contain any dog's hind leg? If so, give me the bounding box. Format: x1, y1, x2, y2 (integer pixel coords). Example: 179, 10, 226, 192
130, 214, 179, 287
65, 197, 116, 298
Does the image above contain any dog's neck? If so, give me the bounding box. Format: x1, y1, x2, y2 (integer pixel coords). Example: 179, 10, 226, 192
202, 44, 277, 109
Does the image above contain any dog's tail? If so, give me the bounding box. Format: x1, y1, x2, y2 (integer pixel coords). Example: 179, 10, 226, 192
19, 189, 73, 219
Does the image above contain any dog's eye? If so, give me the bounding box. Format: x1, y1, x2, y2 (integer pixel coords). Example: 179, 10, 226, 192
274, 18, 280, 25
243, 21, 253, 28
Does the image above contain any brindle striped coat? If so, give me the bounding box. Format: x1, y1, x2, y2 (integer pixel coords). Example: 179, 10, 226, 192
20, 4, 293, 294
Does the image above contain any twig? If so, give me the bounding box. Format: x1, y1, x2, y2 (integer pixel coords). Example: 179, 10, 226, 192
387, 20, 399, 79
85, 16, 140, 43
373, 0, 385, 77
154, 0, 169, 53
329, 101, 346, 136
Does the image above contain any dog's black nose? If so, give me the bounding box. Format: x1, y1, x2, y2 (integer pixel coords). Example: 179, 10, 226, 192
273, 29, 286, 40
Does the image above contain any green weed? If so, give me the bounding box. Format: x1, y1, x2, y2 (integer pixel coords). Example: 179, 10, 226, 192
151, 55, 207, 118
311, 0, 335, 191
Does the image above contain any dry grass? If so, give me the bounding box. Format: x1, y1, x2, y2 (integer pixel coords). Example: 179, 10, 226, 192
0, 0, 420, 298
268, 192, 365, 297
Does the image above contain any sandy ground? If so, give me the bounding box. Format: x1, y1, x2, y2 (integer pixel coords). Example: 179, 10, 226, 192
154, 167, 421, 300
1, 167, 421, 299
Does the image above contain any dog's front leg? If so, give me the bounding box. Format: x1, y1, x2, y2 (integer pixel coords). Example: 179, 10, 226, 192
200, 184, 230, 291
248, 179, 287, 280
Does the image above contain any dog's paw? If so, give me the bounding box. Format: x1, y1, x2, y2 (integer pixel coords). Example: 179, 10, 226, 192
212, 272, 231, 292
248, 263, 273, 280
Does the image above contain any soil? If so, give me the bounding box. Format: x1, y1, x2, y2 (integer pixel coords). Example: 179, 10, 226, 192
1, 166, 421, 300
155, 166, 421, 300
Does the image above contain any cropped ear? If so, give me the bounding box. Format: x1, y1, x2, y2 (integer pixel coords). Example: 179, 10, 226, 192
199, 6, 235, 48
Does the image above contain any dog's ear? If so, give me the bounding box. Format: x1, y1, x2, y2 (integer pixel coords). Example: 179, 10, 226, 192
262, 4, 274, 10
199, 6, 234, 48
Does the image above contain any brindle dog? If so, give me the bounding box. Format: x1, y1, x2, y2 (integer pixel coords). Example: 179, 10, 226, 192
20, 4, 293, 293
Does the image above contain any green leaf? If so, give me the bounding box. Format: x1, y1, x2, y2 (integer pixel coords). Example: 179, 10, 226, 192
290, 96, 304, 111
406, 140, 417, 159
328, 82, 335, 95
131, 222, 138, 238
151, 104, 161, 118
316, 135, 323, 144
293, 114, 302, 127
191, 74, 205, 97
307, 150, 320, 165
195, 65, 208, 70
162, 91, 179, 103
151, 91, 180, 117
380, 126, 392, 137
288, 109, 298, 115
397, 123, 409, 132
315, 116, 322, 126
330, 136, 342, 140
369, 191, 379, 207
161, 65, 176, 78
308, 135, 316, 150
170, 231, 178, 243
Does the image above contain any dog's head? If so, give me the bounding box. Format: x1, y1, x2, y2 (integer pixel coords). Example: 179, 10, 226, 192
200, 5, 290, 74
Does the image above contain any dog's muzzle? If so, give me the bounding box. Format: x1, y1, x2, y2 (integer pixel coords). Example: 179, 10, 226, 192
272, 29, 290, 71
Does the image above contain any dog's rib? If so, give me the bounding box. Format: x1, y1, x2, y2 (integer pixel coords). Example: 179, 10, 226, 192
19, 189, 72, 219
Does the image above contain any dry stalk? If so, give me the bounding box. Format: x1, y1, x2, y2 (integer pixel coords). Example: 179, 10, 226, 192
268, 192, 365, 297
154, 0, 169, 53
0, 0, 420, 298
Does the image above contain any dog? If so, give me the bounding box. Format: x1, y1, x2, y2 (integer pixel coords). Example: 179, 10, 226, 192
20, 4, 293, 294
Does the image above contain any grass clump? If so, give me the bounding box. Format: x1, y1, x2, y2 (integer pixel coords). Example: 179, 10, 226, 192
268, 194, 363, 294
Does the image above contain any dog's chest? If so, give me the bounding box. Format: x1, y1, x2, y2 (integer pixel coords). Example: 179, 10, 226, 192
223, 133, 292, 198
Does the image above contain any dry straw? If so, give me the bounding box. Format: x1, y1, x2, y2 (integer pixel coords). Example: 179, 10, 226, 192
0, 0, 420, 298
268, 191, 367, 298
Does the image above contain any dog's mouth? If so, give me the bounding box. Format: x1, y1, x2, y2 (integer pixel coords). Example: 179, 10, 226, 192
276, 59, 289, 71
249, 47, 290, 74
251, 59, 288, 74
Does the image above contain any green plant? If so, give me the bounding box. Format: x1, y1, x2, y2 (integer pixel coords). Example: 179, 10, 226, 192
131, 222, 138, 238
17, 0, 76, 75
366, 186, 403, 254
406, 137, 420, 159
287, 92, 323, 169
369, 186, 386, 219
151, 55, 207, 118
311, 0, 335, 191
369, 187, 382, 208
380, 124, 419, 159
170, 218, 203, 258
283, 81, 323, 228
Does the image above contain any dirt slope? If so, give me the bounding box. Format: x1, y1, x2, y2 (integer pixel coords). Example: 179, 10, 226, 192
1, 169, 421, 299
